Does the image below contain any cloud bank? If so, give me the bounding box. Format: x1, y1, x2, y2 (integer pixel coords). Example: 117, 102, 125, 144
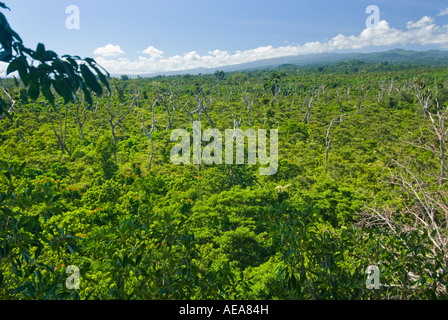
93, 15, 448, 75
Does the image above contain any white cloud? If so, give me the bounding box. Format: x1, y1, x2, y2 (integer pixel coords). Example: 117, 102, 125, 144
438, 7, 448, 16
93, 44, 125, 57
407, 16, 435, 29
94, 13, 448, 75
142, 46, 164, 58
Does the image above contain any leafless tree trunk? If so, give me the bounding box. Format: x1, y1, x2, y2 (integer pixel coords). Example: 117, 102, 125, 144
195, 89, 214, 134
139, 98, 159, 170
358, 98, 448, 296
317, 85, 326, 104
94, 97, 101, 113
157, 84, 178, 130
106, 92, 136, 164
389, 78, 395, 95
242, 84, 257, 126
430, 100, 448, 186
414, 83, 431, 120
273, 84, 280, 104
227, 90, 243, 141
290, 83, 297, 112
44, 98, 70, 156
378, 80, 386, 104
324, 91, 361, 170
302, 88, 315, 123
405, 99, 448, 189
181, 100, 202, 171
70, 95, 88, 140
0, 79, 16, 120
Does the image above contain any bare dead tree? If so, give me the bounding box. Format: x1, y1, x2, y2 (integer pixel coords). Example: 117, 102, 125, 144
358, 99, 448, 297
241, 83, 257, 126
193, 87, 223, 161
324, 117, 340, 171
414, 83, 432, 120
93, 96, 101, 113
282, 84, 292, 107
157, 84, 176, 130
106, 92, 136, 164
290, 83, 298, 112
317, 84, 326, 104
359, 153, 448, 296
302, 87, 315, 123
0, 78, 16, 120
214, 70, 225, 102
404, 99, 448, 189
324, 91, 361, 170
70, 95, 88, 140
181, 100, 202, 171
44, 97, 70, 156
139, 98, 159, 170
195, 88, 214, 132
272, 81, 281, 104
378, 80, 387, 104
227, 90, 243, 141
322, 85, 327, 104
429, 99, 448, 186
389, 78, 395, 95
363, 87, 371, 103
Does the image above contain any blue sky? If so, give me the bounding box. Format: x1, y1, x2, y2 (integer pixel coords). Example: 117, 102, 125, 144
4, 0, 448, 74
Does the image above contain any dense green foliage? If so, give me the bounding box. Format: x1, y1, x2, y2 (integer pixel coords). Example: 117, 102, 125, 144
1, 61, 448, 300
0, 2, 109, 120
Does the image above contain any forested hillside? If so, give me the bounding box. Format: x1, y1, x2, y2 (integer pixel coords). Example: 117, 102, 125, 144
1, 59, 447, 300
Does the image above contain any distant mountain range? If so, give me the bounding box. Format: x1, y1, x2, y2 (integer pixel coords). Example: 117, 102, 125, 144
118, 49, 448, 78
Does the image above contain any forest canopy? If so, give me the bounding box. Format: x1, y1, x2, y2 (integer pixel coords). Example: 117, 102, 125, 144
0, 1, 447, 301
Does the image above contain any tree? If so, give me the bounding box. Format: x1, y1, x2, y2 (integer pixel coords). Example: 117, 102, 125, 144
241, 83, 258, 126
0, 2, 110, 120
359, 96, 448, 297
324, 89, 361, 170
43, 98, 70, 156
70, 95, 88, 141
157, 83, 177, 130
267, 71, 285, 103
259, 94, 270, 125
105, 91, 136, 164
214, 70, 225, 102
139, 98, 159, 170
302, 87, 315, 123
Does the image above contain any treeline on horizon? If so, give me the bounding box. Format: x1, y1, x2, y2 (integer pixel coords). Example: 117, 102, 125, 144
120, 58, 445, 80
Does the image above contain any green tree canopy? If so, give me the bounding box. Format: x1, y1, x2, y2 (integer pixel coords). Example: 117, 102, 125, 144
0, 1, 110, 118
